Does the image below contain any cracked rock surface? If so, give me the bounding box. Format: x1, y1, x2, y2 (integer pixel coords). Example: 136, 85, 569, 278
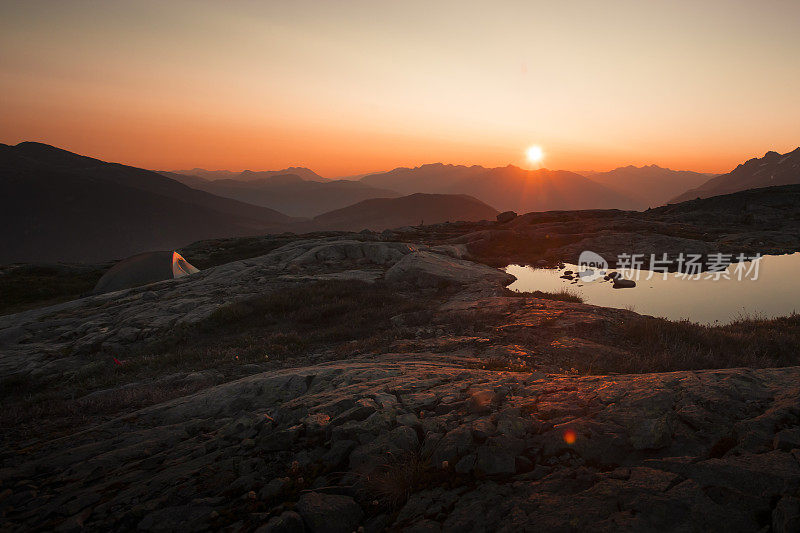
1, 236, 799, 531
2, 359, 799, 531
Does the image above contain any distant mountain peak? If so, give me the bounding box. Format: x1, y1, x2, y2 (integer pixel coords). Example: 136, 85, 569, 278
174, 166, 327, 183
313, 192, 498, 231
361, 162, 638, 212
613, 163, 668, 172
670, 147, 800, 203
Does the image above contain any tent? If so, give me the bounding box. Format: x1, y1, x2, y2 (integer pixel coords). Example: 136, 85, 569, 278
92, 251, 199, 294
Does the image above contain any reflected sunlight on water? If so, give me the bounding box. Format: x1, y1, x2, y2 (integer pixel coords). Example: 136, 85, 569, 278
505, 253, 800, 324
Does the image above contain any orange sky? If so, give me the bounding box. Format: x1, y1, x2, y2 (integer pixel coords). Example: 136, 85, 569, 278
1, 0, 798, 177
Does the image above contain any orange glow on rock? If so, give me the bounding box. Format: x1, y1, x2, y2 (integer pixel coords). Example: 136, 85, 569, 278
563, 429, 577, 445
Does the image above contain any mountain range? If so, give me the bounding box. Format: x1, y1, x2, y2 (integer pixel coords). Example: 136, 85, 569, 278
360, 163, 642, 212
168, 162, 723, 214
670, 148, 800, 203
171, 167, 328, 183
5, 141, 798, 264
0, 143, 295, 263
583, 165, 712, 209
162, 171, 399, 217
0, 143, 501, 263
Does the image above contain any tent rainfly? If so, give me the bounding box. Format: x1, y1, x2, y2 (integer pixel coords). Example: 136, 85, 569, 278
92, 251, 199, 295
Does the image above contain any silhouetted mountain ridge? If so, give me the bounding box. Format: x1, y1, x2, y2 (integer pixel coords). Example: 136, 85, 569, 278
0, 142, 296, 263
361, 163, 640, 212
170, 167, 328, 183
312, 192, 498, 231
671, 148, 800, 203
163, 171, 400, 217
586, 164, 712, 208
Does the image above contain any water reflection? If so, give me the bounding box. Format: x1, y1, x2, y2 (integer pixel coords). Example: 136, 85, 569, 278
505, 253, 800, 324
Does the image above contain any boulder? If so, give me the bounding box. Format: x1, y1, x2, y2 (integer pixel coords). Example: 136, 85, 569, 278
385, 251, 515, 288
432, 426, 475, 465
289, 240, 415, 267
296, 492, 363, 533
613, 278, 636, 289
496, 211, 518, 224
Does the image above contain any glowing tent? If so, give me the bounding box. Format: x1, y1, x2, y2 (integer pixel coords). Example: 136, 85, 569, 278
92, 251, 199, 295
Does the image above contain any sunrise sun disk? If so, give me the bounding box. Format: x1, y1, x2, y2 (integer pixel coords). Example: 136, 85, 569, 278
526, 145, 544, 164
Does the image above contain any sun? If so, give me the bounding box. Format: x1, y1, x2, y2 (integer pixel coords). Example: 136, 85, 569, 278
526, 145, 544, 165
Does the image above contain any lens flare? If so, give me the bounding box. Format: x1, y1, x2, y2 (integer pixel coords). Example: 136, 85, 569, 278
563, 428, 577, 445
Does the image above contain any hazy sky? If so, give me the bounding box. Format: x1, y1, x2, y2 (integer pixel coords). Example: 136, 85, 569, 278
1, 0, 798, 175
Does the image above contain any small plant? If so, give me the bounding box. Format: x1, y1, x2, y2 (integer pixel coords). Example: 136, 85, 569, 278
505, 287, 584, 303
360, 451, 433, 510
467, 356, 530, 372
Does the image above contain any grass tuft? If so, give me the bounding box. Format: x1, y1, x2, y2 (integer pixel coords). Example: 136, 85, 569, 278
359, 451, 434, 510
505, 286, 584, 303
612, 312, 800, 373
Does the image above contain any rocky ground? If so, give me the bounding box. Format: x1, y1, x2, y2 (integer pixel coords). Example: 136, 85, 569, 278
387, 184, 800, 268
3, 186, 800, 532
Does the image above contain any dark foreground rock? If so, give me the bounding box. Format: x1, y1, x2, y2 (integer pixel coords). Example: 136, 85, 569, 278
1, 357, 799, 531
1, 229, 800, 531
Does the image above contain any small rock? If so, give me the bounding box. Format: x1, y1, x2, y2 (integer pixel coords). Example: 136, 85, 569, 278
372, 392, 398, 410
515, 456, 534, 473
773, 428, 800, 451
259, 478, 288, 501
302, 413, 332, 442
471, 419, 495, 442
259, 424, 302, 451
397, 413, 422, 428
296, 492, 364, 533
432, 426, 474, 465
613, 278, 636, 289
455, 454, 476, 474
496, 414, 528, 439
468, 391, 496, 414
255, 511, 305, 533
401, 392, 438, 411
137, 505, 214, 532
349, 426, 419, 472
629, 416, 672, 450
331, 399, 377, 426
321, 439, 357, 469
773, 496, 800, 533
475, 446, 516, 475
